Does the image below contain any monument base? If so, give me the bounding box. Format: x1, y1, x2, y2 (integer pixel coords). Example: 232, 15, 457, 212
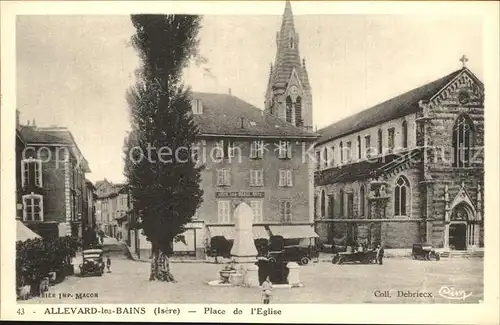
231, 256, 257, 263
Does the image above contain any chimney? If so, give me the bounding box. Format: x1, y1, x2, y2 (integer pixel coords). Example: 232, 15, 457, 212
32, 118, 36, 127
16, 109, 20, 129
240, 117, 244, 128
27, 120, 30, 126
228, 88, 232, 96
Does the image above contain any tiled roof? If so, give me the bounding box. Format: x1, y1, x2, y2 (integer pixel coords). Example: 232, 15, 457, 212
315, 149, 421, 185
191, 92, 318, 139
317, 68, 464, 145
19, 126, 90, 172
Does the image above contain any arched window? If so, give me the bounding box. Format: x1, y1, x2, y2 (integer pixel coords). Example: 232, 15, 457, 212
453, 114, 474, 167
378, 129, 383, 155
402, 120, 408, 149
340, 141, 344, 163
394, 176, 410, 216
285, 96, 293, 123
357, 136, 361, 160
295, 97, 302, 126
339, 188, 345, 217
328, 194, 335, 218
321, 190, 326, 217
359, 185, 365, 217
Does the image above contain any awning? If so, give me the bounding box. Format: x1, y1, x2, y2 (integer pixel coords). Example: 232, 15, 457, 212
252, 226, 269, 239
207, 226, 270, 240
207, 226, 234, 240
17, 220, 41, 242
268, 225, 319, 239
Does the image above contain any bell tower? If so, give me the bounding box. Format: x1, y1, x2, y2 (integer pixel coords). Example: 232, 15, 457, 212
265, 0, 313, 130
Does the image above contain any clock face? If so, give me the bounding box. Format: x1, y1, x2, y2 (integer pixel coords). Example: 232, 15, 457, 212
290, 85, 298, 95
458, 90, 470, 104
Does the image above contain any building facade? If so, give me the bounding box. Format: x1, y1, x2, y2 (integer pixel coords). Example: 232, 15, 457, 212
314, 66, 484, 251
156, 91, 318, 259
16, 114, 91, 239
95, 179, 129, 239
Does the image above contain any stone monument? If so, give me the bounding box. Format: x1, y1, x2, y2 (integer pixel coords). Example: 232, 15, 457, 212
230, 202, 258, 263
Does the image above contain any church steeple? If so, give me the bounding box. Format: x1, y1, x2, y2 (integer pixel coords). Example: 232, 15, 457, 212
265, 0, 313, 130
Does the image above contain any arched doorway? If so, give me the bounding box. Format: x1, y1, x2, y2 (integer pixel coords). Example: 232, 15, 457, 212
448, 203, 473, 250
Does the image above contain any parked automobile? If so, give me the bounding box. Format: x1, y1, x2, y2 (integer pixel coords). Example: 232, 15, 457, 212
332, 248, 379, 265
268, 236, 318, 265
412, 243, 440, 261
79, 249, 105, 277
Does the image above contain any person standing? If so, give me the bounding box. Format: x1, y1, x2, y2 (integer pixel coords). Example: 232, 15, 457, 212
262, 276, 273, 304
376, 244, 385, 265
106, 254, 112, 273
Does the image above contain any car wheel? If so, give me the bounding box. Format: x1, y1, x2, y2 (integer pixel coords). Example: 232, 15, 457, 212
412, 255, 417, 260
337, 256, 344, 265
366, 256, 375, 264
269, 257, 276, 263
435, 253, 440, 261
425, 253, 431, 261
332, 256, 339, 264
300, 257, 310, 265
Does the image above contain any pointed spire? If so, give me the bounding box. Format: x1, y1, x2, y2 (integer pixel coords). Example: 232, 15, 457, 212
280, 0, 296, 35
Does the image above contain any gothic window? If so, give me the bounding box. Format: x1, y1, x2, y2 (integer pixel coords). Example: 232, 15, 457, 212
286, 96, 293, 123
321, 190, 326, 217
402, 120, 408, 149
388, 128, 395, 153
357, 136, 362, 160
328, 194, 335, 218
339, 141, 343, 163
378, 129, 383, 155
339, 189, 345, 217
453, 114, 474, 167
347, 193, 354, 218
295, 96, 303, 126
394, 176, 410, 216
359, 185, 365, 217
365, 135, 371, 159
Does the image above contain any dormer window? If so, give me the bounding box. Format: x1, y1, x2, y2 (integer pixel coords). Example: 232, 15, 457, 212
191, 99, 203, 114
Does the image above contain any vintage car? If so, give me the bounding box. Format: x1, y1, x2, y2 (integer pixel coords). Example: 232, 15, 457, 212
332, 246, 379, 265
268, 236, 319, 265
412, 243, 440, 261
79, 249, 105, 276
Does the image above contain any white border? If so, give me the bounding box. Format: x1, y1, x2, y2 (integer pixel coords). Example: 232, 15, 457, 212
1, 1, 499, 323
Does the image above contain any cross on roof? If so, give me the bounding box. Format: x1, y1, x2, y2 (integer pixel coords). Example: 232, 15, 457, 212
459, 55, 469, 68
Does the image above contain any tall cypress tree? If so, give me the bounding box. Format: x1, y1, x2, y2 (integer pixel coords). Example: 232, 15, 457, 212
124, 15, 204, 281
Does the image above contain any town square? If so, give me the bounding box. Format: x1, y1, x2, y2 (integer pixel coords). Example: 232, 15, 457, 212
10, 0, 489, 308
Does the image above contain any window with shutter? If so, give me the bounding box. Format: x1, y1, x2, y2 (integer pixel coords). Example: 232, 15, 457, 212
278, 169, 286, 187
279, 199, 292, 223
286, 170, 293, 187
251, 200, 263, 223
22, 194, 44, 221
21, 159, 43, 188
217, 200, 231, 223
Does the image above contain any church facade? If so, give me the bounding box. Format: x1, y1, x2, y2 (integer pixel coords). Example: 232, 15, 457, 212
314, 66, 484, 251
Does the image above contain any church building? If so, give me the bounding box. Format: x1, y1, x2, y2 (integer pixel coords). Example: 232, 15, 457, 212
314, 60, 484, 252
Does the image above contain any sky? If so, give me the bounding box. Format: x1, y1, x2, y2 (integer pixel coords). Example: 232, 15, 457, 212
16, 7, 483, 184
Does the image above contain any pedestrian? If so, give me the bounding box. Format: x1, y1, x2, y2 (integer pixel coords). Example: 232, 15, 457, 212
261, 276, 272, 304
106, 254, 112, 273
376, 244, 385, 265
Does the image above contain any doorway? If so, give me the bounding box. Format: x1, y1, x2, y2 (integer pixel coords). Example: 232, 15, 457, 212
449, 223, 467, 250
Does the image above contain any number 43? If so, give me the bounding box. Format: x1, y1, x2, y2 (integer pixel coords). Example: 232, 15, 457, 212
17, 308, 25, 315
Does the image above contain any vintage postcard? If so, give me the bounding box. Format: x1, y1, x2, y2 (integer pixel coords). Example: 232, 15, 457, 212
1, 0, 499, 323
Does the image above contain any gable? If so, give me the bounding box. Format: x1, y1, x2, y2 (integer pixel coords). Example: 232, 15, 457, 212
430, 68, 484, 107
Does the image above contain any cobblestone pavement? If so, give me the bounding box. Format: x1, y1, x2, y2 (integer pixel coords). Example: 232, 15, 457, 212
23, 257, 483, 304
